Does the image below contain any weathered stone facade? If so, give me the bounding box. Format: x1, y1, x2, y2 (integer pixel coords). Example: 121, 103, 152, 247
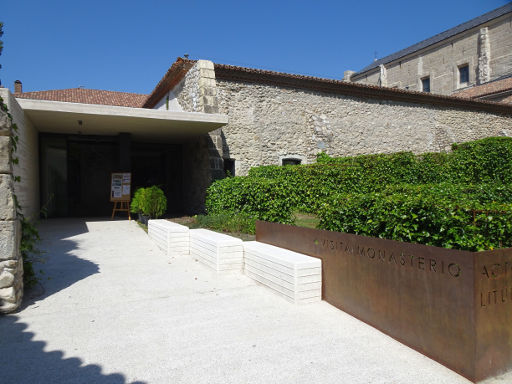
0, 102, 23, 314
169, 60, 224, 180
214, 78, 512, 175
151, 59, 512, 179
0, 89, 39, 220
350, 9, 512, 95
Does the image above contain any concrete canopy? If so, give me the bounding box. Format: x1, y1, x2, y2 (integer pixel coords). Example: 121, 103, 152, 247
17, 98, 228, 140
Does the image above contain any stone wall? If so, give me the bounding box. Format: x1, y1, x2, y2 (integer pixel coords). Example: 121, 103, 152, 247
163, 61, 224, 181
0, 99, 23, 314
0, 89, 39, 220
351, 13, 512, 95
215, 78, 512, 176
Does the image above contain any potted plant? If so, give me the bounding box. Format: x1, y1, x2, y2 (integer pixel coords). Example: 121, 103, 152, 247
140, 186, 167, 223
130, 187, 147, 223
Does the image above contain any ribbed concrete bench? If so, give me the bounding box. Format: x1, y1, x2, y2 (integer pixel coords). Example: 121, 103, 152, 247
243, 241, 322, 304
148, 219, 190, 257
189, 229, 244, 271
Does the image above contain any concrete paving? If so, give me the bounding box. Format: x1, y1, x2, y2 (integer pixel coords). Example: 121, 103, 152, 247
1, 218, 510, 384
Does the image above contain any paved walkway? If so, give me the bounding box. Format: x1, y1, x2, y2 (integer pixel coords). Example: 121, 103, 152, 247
0, 219, 509, 383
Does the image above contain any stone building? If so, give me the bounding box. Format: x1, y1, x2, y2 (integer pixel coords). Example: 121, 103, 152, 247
346, 4, 512, 97
5, 57, 512, 221
2, 56, 512, 313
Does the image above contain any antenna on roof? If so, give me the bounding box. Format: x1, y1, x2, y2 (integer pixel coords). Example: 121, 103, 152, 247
374, 51, 378, 62
184, 53, 190, 59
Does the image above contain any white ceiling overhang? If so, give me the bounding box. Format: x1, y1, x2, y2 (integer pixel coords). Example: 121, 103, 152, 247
17, 99, 228, 141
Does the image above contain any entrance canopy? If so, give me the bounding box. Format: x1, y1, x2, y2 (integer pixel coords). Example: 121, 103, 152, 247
18, 99, 228, 140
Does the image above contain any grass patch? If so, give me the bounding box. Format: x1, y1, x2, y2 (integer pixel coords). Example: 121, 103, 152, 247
168, 213, 256, 241
293, 212, 320, 229
137, 222, 148, 233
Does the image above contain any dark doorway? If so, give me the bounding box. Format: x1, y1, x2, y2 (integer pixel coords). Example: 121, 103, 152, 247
67, 137, 118, 217
131, 143, 183, 214
40, 134, 186, 218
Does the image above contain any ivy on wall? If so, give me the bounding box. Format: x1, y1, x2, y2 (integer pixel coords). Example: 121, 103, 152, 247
0, 95, 40, 287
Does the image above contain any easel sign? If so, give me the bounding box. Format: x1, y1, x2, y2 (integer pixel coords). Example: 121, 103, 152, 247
110, 172, 131, 220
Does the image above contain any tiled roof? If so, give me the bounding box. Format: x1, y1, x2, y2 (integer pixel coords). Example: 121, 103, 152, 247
15, 88, 148, 108
454, 77, 512, 101
354, 3, 512, 77
143, 58, 196, 108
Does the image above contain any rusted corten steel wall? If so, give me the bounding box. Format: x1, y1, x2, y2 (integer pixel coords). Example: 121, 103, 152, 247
255, 221, 512, 383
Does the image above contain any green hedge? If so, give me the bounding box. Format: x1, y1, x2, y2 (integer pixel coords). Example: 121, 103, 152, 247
205, 137, 512, 250
206, 177, 295, 223
318, 183, 512, 251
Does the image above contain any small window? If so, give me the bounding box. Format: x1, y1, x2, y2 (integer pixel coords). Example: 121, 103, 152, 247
459, 65, 469, 86
421, 77, 430, 93
281, 158, 301, 166
223, 159, 235, 176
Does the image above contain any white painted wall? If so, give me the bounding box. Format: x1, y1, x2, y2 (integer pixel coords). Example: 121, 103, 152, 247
153, 90, 184, 111
0, 89, 39, 220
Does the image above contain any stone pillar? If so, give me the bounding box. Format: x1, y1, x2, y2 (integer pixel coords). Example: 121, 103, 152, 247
379, 64, 388, 87
195, 60, 224, 179
478, 27, 491, 85
0, 104, 23, 314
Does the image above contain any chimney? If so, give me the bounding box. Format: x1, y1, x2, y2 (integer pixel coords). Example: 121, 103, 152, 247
343, 70, 355, 82
14, 80, 22, 94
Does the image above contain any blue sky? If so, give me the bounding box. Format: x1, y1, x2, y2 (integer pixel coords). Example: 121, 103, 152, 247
1, 0, 509, 94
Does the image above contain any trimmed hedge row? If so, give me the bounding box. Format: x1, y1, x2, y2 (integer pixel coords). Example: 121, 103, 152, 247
205, 137, 512, 250
206, 177, 294, 223
318, 183, 512, 251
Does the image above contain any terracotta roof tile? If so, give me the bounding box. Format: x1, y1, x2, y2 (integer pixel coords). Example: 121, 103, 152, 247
15, 88, 148, 108
143, 58, 196, 108
454, 77, 512, 102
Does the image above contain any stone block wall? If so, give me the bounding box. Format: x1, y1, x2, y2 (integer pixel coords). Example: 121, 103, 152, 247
215, 78, 512, 176
351, 12, 512, 95
0, 89, 39, 220
0, 101, 23, 314
171, 60, 224, 182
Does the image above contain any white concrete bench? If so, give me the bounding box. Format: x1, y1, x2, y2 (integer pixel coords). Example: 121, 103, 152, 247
189, 229, 244, 271
243, 241, 322, 304
148, 219, 190, 257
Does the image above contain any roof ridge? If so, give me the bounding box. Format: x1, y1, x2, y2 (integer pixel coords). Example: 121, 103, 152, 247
17, 87, 147, 96
213, 61, 512, 115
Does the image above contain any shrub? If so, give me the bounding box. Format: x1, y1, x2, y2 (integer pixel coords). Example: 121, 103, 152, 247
140, 186, 167, 218
206, 176, 294, 223
205, 137, 512, 250
130, 187, 146, 214
317, 183, 512, 251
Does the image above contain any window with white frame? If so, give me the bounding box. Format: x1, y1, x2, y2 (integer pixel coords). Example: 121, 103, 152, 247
458, 64, 469, 87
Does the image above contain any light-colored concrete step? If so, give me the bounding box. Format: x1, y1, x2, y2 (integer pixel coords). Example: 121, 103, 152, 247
243, 241, 322, 304
148, 219, 190, 257
189, 229, 244, 272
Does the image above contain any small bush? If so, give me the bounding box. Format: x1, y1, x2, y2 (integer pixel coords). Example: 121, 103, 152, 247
130, 188, 146, 214
141, 186, 167, 218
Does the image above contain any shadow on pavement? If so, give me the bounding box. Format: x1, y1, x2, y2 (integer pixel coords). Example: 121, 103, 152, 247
0, 315, 146, 384
1, 218, 146, 383
21, 218, 98, 308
